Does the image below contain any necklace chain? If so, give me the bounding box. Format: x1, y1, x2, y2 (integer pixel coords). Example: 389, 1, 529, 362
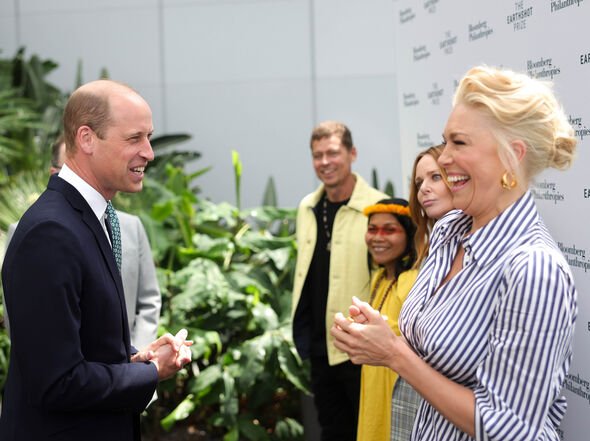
369, 271, 396, 312
322, 194, 331, 252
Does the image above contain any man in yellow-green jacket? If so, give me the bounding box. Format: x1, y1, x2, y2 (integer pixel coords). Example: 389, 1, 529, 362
292, 121, 386, 441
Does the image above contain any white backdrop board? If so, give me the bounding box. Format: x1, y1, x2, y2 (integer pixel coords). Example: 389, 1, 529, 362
393, 1, 590, 439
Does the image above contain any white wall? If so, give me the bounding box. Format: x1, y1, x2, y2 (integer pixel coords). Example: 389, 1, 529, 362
0, 0, 403, 208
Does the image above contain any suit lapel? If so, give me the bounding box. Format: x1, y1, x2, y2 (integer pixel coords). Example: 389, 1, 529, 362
47, 175, 133, 356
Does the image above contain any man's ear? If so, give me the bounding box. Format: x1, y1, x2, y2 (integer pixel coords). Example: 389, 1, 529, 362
350, 146, 358, 162
77, 125, 95, 155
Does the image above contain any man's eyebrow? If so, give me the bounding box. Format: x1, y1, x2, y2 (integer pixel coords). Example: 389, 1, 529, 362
126, 130, 153, 138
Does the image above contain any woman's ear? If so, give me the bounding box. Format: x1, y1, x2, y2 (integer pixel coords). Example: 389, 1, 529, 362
510, 139, 527, 164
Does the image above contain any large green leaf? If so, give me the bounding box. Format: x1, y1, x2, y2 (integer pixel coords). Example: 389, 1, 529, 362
250, 302, 279, 331
191, 233, 234, 260
231, 150, 242, 210
220, 369, 238, 424
151, 133, 192, 150
223, 426, 239, 441
277, 340, 311, 394
187, 328, 222, 362
160, 394, 196, 432
191, 365, 223, 399
262, 176, 277, 207
235, 332, 273, 390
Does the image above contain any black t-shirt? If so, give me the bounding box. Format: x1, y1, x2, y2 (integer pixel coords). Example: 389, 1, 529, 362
304, 193, 349, 358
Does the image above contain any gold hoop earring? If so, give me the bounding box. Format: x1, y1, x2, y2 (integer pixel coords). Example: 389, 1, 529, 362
501, 172, 517, 190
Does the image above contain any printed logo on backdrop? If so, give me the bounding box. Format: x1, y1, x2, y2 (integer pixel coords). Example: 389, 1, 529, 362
580, 51, 590, 65
424, 0, 439, 13
564, 373, 590, 406
413, 45, 431, 62
551, 0, 585, 13
417, 133, 434, 149
568, 115, 590, 141
506, 0, 533, 31
440, 31, 458, 55
558, 242, 590, 273
526, 57, 561, 80
468, 21, 494, 42
403, 92, 420, 107
531, 178, 565, 204
427, 83, 444, 105
399, 8, 416, 24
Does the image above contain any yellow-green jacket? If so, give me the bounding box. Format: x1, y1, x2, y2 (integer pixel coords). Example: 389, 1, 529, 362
291, 174, 387, 366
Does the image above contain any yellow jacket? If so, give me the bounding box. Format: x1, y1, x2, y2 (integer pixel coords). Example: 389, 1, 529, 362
291, 174, 386, 365
357, 267, 418, 441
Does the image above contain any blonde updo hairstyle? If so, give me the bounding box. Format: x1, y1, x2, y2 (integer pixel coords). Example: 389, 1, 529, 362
453, 66, 576, 184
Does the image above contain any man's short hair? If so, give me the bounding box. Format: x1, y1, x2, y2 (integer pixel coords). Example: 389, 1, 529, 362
62, 80, 136, 154
310, 120, 354, 151
63, 90, 111, 154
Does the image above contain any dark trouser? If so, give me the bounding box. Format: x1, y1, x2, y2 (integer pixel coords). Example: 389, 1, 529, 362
310, 357, 361, 441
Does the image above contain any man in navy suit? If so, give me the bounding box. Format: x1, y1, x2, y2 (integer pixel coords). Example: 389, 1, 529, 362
0, 80, 191, 440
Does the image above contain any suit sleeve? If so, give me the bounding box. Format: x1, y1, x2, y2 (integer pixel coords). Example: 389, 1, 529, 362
6, 221, 158, 413
131, 217, 161, 349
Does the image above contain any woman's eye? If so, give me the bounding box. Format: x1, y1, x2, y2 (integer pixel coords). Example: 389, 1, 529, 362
432, 173, 442, 181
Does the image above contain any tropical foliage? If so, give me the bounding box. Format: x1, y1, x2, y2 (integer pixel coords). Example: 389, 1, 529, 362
128, 158, 309, 440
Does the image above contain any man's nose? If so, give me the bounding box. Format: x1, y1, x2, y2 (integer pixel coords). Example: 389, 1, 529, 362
142, 139, 155, 162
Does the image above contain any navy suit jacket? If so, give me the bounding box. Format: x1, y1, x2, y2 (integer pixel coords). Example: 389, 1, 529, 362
0, 175, 158, 441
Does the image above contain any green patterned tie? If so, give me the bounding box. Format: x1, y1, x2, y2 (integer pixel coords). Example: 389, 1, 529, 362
106, 201, 122, 271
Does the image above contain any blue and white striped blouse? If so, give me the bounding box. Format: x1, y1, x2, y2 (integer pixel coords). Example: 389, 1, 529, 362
399, 191, 577, 441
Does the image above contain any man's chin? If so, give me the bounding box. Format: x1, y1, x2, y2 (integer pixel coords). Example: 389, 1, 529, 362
120, 183, 144, 194
321, 178, 339, 188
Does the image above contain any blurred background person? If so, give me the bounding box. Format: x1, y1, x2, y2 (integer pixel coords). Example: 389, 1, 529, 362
331, 65, 577, 441
389, 145, 455, 441
357, 198, 417, 441
292, 121, 386, 440
409, 144, 453, 269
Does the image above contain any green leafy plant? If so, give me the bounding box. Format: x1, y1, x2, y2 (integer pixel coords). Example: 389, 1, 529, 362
0, 48, 68, 396
262, 176, 278, 207
371, 167, 395, 197
135, 156, 309, 441
0, 48, 65, 186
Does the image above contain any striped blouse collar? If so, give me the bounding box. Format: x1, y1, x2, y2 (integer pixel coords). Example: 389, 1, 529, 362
432, 191, 539, 267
